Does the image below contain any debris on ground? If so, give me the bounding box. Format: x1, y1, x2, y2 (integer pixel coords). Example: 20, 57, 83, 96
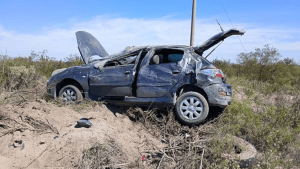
76, 118, 93, 128
0, 100, 164, 169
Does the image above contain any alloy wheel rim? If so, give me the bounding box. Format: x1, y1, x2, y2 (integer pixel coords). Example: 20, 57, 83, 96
180, 96, 203, 120
62, 88, 77, 103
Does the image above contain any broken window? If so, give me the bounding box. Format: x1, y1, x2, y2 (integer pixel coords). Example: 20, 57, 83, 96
103, 54, 139, 68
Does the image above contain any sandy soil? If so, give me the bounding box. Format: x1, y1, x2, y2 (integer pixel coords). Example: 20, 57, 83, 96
0, 100, 164, 169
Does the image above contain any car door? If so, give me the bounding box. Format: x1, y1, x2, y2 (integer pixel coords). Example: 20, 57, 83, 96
136, 48, 184, 98
88, 63, 135, 97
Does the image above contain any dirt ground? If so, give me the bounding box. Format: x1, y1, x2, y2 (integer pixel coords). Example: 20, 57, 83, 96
0, 100, 164, 169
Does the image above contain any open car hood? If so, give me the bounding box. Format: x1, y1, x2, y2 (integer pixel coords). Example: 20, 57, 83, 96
195, 28, 245, 54
75, 31, 109, 64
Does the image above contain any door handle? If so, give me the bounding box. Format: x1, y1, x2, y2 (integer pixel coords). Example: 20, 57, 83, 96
172, 70, 180, 74
125, 71, 130, 74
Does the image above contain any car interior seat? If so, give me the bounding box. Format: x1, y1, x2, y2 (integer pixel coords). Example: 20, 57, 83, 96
152, 55, 160, 64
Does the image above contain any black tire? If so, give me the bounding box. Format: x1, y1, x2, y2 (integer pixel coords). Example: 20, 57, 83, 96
222, 135, 257, 168
175, 92, 209, 125
58, 85, 83, 103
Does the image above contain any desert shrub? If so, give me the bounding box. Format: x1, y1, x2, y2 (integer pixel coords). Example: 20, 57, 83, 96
28, 51, 83, 78
0, 51, 84, 105
237, 44, 281, 82
78, 138, 125, 169
213, 45, 300, 93
5, 66, 40, 92
0, 51, 84, 90
214, 95, 300, 167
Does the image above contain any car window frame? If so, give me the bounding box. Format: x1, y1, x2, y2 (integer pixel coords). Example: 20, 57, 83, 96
143, 48, 186, 66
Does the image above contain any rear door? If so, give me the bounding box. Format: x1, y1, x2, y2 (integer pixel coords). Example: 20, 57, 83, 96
136, 48, 184, 98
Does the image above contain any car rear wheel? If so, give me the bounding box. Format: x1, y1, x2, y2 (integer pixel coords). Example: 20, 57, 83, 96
58, 85, 83, 103
175, 92, 209, 125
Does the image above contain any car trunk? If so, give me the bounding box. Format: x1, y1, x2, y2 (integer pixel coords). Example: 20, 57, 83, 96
194, 28, 245, 55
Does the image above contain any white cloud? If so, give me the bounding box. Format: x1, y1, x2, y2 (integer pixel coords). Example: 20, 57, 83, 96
0, 15, 299, 62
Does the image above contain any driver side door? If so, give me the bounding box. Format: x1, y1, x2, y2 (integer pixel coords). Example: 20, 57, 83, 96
88, 63, 135, 98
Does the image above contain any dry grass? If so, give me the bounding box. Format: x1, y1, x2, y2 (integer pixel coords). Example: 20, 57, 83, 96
0, 108, 58, 138
78, 138, 127, 169
122, 107, 239, 168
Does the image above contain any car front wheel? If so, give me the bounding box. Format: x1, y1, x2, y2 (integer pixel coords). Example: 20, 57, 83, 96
58, 85, 83, 103
175, 92, 209, 125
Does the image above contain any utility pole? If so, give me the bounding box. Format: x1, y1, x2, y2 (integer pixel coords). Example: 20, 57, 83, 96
190, 0, 197, 47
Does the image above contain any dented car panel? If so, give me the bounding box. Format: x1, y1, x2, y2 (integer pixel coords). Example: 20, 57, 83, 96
89, 64, 135, 97
137, 63, 183, 97
47, 64, 91, 98
47, 28, 245, 112
202, 83, 232, 107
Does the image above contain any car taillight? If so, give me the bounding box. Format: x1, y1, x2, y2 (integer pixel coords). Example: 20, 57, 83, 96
215, 73, 224, 78
200, 69, 225, 78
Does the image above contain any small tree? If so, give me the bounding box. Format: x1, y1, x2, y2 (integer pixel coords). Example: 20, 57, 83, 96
237, 44, 281, 82
282, 57, 296, 65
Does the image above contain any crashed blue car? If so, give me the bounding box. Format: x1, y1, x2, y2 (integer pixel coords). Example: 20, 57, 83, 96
47, 29, 245, 125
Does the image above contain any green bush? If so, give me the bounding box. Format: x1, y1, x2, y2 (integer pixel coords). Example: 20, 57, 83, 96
213, 45, 300, 93
213, 93, 300, 167
0, 50, 84, 91
6, 65, 40, 92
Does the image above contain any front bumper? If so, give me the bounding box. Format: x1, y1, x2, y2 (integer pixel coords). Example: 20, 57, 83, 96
46, 83, 57, 99
203, 83, 232, 107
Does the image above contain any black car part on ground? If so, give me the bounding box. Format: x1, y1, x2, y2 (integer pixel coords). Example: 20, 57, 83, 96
222, 135, 257, 168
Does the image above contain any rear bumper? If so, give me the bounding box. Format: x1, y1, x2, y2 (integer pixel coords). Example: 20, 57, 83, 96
203, 83, 232, 107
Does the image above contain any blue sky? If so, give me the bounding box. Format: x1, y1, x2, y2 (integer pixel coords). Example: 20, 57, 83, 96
0, 0, 299, 62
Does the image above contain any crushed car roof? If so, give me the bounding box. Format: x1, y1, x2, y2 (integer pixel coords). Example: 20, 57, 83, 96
76, 28, 245, 64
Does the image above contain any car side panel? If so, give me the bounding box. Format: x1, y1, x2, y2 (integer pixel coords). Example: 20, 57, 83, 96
88, 64, 135, 97
136, 62, 183, 97
47, 65, 90, 98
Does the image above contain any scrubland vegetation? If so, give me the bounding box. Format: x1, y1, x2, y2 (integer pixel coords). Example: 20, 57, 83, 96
0, 50, 83, 92
211, 45, 300, 168
0, 45, 299, 168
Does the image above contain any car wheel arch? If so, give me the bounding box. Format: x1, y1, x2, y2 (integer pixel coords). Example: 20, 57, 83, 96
56, 78, 84, 98
176, 84, 209, 104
